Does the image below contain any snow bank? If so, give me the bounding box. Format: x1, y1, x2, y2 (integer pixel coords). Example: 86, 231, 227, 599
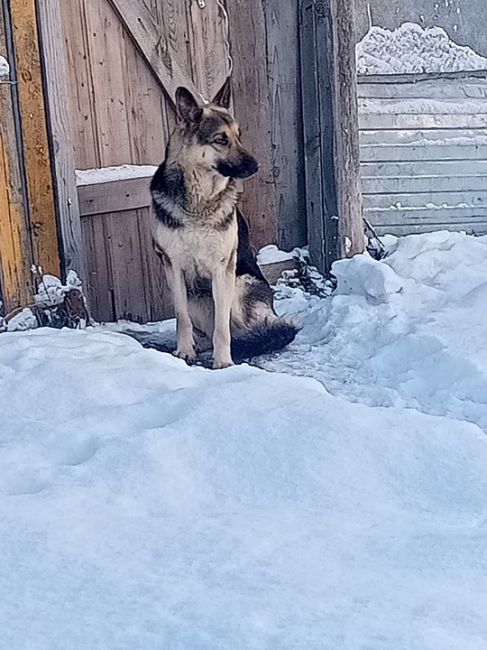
75, 164, 158, 186
263, 230, 487, 434
2, 328, 487, 648
357, 23, 487, 75
0, 54, 9, 77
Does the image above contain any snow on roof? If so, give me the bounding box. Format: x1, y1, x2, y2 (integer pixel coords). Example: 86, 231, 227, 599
357, 23, 487, 76
75, 164, 158, 186
0, 54, 9, 78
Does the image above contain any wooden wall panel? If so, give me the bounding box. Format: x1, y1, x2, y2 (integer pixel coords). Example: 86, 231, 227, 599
229, 0, 306, 250
83, 0, 132, 167
79, 179, 172, 323
227, 0, 277, 250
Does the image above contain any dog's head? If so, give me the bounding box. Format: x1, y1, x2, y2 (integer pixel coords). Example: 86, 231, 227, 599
174, 80, 259, 180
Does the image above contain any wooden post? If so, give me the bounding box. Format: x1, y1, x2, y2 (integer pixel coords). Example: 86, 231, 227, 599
332, 0, 363, 259
299, 0, 363, 274
36, 0, 86, 281
0, 0, 34, 310
9, 0, 62, 277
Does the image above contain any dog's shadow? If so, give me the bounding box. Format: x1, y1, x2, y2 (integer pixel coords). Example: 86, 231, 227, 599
122, 329, 215, 368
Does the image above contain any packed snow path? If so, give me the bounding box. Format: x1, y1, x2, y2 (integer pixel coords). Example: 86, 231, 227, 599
1, 231, 487, 649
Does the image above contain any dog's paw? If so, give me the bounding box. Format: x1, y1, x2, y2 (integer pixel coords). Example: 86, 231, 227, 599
173, 347, 197, 365
212, 358, 234, 370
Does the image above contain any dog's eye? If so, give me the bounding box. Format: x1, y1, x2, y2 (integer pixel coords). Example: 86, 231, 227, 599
213, 135, 229, 146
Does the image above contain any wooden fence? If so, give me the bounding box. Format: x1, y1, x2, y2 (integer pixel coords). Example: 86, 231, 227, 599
1, 0, 363, 321
59, 0, 307, 322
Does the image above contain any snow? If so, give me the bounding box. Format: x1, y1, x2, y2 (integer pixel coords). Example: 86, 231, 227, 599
35, 270, 83, 308
357, 23, 487, 75
0, 54, 9, 77
75, 164, 158, 186
257, 245, 308, 266
6, 308, 37, 332
2, 231, 487, 648
262, 230, 487, 433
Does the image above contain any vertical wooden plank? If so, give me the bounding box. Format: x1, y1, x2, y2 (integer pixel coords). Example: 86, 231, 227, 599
332, 0, 363, 258
227, 0, 277, 249
0, 1, 33, 310
299, 0, 363, 273
59, 0, 100, 169
84, 0, 132, 167
264, 0, 306, 249
136, 207, 173, 321
299, 0, 326, 269
122, 30, 169, 165
188, 0, 230, 101
104, 210, 148, 322
37, 0, 86, 281
80, 214, 114, 322
9, 0, 61, 276
0, 91, 34, 309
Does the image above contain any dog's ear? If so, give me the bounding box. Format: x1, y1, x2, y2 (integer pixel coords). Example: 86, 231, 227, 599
212, 77, 231, 109
175, 87, 203, 123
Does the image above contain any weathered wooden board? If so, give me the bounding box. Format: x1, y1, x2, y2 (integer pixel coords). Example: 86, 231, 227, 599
364, 206, 487, 224
362, 144, 487, 162
78, 177, 152, 217
37, 0, 86, 281
78, 180, 172, 323
360, 128, 487, 145
363, 190, 487, 210
0, 7, 33, 311
359, 78, 487, 100
373, 221, 487, 237
264, 0, 306, 249
360, 114, 487, 130
81, 214, 114, 322
361, 159, 487, 177
227, 0, 277, 249
299, 0, 363, 273
10, 0, 61, 276
362, 175, 487, 194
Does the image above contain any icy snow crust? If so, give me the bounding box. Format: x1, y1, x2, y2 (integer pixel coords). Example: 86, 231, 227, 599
2, 231, 487, 648
357, 23, 487, 75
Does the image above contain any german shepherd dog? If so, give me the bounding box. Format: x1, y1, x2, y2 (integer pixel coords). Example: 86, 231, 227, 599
150, 79, 298, 368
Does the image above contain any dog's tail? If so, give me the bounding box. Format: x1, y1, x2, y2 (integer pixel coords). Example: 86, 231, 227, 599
231, 318, 299, 362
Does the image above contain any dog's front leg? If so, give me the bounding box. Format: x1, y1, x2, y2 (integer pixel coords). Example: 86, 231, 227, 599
212, 252, 236, 369
165, 264, 196, 364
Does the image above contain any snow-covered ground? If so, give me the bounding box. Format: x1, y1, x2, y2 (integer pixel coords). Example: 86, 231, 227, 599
2, 231, 487, 649
357, 23, 487, 75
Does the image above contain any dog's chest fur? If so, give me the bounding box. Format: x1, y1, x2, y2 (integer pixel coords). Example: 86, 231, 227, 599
152, 168, 240, 280
154, 215, 238, 280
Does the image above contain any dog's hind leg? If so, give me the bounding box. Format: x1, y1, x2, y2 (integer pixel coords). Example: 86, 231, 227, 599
211, 252, 236, 369
165, 263, 196, 364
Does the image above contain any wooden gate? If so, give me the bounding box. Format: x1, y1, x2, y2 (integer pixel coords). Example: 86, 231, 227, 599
45, 0, 233, 322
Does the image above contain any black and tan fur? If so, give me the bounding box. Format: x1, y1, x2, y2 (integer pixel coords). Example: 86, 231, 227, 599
150, 80, 298, 368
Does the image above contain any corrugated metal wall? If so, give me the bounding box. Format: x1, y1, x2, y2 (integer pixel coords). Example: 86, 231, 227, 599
359, 73, 487, 235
